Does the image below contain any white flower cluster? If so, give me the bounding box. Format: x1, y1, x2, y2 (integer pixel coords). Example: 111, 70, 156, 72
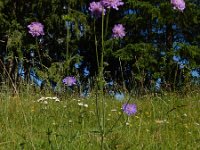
37, 96, 60, 103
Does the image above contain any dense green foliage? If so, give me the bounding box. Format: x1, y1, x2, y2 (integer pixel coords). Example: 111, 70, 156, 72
0, 0, 200, 93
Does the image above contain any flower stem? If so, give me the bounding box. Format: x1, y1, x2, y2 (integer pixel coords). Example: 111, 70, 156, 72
36, 37, 42, 64
104, 9, 110, 38
100, 9, 105, 150
173, 63, 178, 91
66, 22, 70, 75
94, 19, 99, 68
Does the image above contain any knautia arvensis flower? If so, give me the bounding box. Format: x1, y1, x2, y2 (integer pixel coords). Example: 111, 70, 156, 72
122, 103, 137, 116
100, 0, 124, 10
112, 24, 126, 39
27, 22, 45, 37
171, 0, 186, 12
63, 76, 77, 86
89, 1, 106, 18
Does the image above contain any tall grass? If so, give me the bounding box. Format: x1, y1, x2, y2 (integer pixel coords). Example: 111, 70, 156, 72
0, 85, 199, 149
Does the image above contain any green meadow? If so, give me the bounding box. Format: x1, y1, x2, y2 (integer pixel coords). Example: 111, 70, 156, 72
0, 86, 199, 150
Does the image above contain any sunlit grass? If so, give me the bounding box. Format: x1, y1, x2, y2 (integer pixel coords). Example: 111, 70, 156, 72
0, 87, 199, 149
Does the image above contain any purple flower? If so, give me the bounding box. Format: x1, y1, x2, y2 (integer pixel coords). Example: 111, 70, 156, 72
63, 76, 76, 86
171, 0, 186, 12
27, 22, 45, 37
112, 24, 125, 39
122, 103, 137, 116
101, 0, 124, 10
89, 2, 105, 18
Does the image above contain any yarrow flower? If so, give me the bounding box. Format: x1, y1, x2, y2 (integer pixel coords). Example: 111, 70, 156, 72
63, 76, 76, 86
89, 2, 106, 18
122, 103, 137, 116
27, 22, 45, 37
171, 0, 186, 12
101, 0, 124, 10
112, 24, 126, 39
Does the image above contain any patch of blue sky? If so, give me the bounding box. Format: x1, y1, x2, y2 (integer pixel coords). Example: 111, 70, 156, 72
65, 21, 71, 29
173, 42, 181, 51
30, 68, 43, 87
80, 83, 90, 97
152, 39, 158, 47
18, 62, 25, 79
152, 27, 165, 34
155, 78, 161, 91
173, 55, 189, 69
114, 92, 125, 101
80, 89, 90, 97
172, 23, 178, 30
74, 61, 82, 69
191, 69, 200, 78
79, 24, 84, 37
83, 67, 90, 77
160, 51, 166, 56
109, 90, 115, 96
174, 34, 186, 43
140, 29, 148, 37
124, 9, 137, 15
173, 55, 181, 62
106, 80, 114, 86
30, 50, 35, 57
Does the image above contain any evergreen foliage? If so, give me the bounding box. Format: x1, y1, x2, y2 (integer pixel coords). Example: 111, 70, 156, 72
0, 0, 200, 92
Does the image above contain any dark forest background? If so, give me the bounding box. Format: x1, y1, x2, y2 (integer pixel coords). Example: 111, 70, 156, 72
0, 0, 200, 94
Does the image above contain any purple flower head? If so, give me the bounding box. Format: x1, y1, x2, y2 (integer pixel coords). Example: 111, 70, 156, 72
63, 76, 76, 86
112, 24, 126, 39
122, 103, 137, 116
89, 2, 106, 18
27, 22, 45, 37
171, 0, 186, 12
101, 0, 124, 10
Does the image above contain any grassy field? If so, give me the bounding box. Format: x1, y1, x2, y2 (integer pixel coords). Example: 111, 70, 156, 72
0, 86, 199, 150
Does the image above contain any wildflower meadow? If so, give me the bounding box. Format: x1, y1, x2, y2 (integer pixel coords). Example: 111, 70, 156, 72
0, 0, 200, 149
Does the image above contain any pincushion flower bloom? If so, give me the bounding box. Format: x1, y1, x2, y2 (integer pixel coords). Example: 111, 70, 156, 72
112, 24, 125, 39
122, 103, 137, 116
89, 1, 106, 18
171, 0, 185, 12
27, 22, 45, 37
101, 0, 124, 10
63, 76, 76, 86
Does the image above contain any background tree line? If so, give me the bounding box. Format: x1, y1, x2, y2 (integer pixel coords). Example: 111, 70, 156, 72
0, 0, 200, 94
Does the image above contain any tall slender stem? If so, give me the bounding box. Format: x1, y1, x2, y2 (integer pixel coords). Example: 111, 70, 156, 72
100, 9, 105, 150
94, 19, 99, 68
100, 14, 104, 83
119, 57, 126, 91
66, 20, 70, 76
0, 59, 19, 95
173, 63, 178, 91
104, 9, 110, 38
95, 86, 101, 132
36, 37, 42, 64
